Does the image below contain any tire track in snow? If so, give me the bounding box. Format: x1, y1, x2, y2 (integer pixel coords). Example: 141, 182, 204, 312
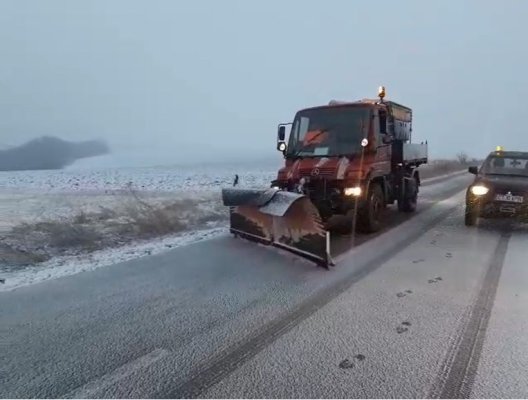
432, 232, 511, 399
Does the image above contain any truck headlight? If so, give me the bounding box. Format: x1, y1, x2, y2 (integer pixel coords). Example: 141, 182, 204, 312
344, 187, 362, 196
470, 185, 489, 196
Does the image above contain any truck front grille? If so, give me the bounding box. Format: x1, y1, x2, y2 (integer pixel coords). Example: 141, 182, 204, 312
299, 167, 336, 178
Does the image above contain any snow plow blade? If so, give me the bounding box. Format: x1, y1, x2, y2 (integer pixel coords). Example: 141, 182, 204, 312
222, 188, 333, 268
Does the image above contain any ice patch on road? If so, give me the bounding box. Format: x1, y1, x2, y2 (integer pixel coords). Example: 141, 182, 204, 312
0, 227, 227, 292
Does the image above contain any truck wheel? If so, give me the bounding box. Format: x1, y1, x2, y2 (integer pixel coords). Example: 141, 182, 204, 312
465, 207, 477, 226
398, 177, 418, 212
358, 184, 384, 233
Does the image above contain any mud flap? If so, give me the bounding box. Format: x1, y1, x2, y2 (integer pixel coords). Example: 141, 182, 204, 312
222, 188, 333, 268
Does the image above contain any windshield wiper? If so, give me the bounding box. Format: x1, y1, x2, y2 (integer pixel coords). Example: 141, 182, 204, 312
288, 127, 333, 159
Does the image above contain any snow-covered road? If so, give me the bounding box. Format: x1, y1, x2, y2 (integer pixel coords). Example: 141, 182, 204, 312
3, 172, 526, 398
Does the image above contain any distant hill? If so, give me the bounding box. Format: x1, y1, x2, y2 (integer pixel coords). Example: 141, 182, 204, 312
0, 136, 110, 171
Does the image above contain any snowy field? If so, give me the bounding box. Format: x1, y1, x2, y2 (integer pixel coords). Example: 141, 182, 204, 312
0, 159, 464, 291
0, 161, 278, 231
0, 161, 278, 290
0, 161, 278, 193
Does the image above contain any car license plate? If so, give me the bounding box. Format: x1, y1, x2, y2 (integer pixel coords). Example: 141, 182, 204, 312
495, 193, 524, 203
499, 205, 518, 214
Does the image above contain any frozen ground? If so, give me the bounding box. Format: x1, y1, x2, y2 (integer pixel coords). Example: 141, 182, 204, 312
0, 161, 278, 290
0, 160, 466, 290
0, 162, 278, 232
0, 161, 278, 193
0, 227, 226, 291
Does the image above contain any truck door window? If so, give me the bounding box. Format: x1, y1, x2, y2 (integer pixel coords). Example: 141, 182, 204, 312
298, 117, 309, 143
379, 110, 387, 134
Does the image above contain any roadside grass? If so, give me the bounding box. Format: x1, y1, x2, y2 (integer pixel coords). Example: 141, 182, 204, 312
0, 158, 472, 270
1, 186, 226, 269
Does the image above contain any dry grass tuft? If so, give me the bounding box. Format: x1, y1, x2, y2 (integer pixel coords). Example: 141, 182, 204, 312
2, 185, 228, 269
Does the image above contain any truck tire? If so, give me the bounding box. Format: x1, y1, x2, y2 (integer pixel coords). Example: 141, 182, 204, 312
358, 183, 384, 233
398, 177, 418, 212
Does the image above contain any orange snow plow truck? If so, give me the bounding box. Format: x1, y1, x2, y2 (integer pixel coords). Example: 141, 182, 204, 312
222, 87, 428, 268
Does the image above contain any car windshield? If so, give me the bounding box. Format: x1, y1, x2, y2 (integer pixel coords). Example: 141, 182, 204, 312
286, 106, 370, 158
480, 155, 528, 177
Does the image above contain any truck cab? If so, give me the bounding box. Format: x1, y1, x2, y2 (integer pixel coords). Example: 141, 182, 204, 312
272, 87, 428, 233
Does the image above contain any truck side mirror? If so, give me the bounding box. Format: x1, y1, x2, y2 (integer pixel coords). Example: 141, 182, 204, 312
278, 126, 286, 141
468, 166, 478, 175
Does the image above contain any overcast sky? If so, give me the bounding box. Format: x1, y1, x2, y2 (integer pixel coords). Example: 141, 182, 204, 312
1, 0, 527, 167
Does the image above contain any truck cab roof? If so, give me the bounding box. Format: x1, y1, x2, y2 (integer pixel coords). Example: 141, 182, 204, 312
297, 99, 411, 114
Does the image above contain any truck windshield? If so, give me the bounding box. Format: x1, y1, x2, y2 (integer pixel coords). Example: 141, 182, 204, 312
481, 155, 528, 177
286, 106, 371, 158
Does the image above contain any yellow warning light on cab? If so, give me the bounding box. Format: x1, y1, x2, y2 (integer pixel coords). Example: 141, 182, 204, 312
496, 146, 504, 152
378, 86, 386, 100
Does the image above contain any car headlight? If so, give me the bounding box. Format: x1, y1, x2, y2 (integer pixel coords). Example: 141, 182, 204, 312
344, 186, 362, 196
470, 185, 489, 196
